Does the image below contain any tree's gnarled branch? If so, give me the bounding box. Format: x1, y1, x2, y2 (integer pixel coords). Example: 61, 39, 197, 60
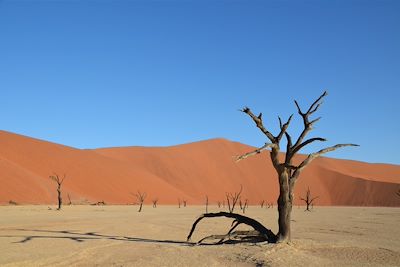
292, 143, 359, 179
292, 91, 328, 152
291, 137, 327, 155
276, 115, 293, 142
236, 143, 277, 162
241, 107, 275, 143
186, 212, 277, 243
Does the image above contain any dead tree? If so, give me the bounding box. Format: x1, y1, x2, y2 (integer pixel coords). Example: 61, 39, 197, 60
300, 187, 319, 211
226, 185, 243, 213
183, 199, 187, 207
205, 195, 209, 213
133, 191, 146, 212
178, 198, 181, 208
187, 91, 358, 244
260, 200, 265, 208
242, 199, 248, 214
49, 173, 66, 210
152, 198, 158, 208
67, 193, 72, 205
397, 189, 400, 197
217, 201, 222, 208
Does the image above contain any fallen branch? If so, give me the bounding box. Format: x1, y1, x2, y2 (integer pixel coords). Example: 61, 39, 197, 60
187, 212, 277, 244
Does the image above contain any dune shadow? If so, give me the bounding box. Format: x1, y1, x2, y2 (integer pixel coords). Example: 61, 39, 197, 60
1, 229, 194, 246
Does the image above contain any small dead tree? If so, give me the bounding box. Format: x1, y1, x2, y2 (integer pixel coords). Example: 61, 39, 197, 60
242, 199, 249, 214
260, 200, 265, 208
300, 187, 319, 211
187, 91, 358, 244
226, 185, 243, 213
49, 173, 66, 210
67, 193, 72, 205
217, 201, 222, 208
183, 199, 187, 207
205, 195, 209, 213
178, 198, 181, 208
133, 191, 146, 212
152, 198, 158, 208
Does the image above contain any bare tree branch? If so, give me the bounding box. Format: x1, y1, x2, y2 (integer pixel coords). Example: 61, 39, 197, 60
292, 91, 328, 151
236, 143, 277, 162
293, 143, 359, 179
241, 107, 275, 142
276, 115, 293, 142
307, 91, 327, 114
291, 137, 327, 155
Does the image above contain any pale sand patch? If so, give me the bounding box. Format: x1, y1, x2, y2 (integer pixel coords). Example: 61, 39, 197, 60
0, 206, 399, 266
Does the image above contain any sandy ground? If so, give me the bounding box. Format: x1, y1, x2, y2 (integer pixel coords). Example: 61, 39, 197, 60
0, 205, 399, 267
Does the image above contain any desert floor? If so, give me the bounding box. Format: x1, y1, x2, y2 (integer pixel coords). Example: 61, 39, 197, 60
0, 205, 399, 267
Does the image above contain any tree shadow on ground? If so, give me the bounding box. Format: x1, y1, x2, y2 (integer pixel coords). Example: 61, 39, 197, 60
1, 228, 265, 246
2, 229, 193, 246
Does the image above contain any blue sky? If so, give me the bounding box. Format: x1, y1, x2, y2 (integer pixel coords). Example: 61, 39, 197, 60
0, 0, 399, 164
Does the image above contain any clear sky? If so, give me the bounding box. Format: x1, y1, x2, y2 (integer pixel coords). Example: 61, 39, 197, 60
0, 0, 399, 165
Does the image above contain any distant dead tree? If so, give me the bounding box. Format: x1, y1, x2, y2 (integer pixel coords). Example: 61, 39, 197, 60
225, 185, 243, 213
178, 198, 181, 208
67, 193, 72, 205
300, 187, 319, 211
187, 91, 358, 244
205, 195, 209, 213
152, 198, 158, 208
91, 200, 106, 206
217, 201, 221, 208
49, 173, 66, 210
133, 191, 146, 212
183, 199, 187, 207
241, 199, 249, 214
260, 200, 265, 208
8, 200, 18, 205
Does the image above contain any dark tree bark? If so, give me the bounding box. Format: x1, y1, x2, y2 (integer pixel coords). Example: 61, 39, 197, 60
188, 91, 358, 244
205, 195, 208, 213
300, 187, 319, 211
49, 173, 66, 210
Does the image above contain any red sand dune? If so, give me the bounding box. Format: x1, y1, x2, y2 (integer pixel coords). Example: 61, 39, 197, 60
0, 130, 399, 206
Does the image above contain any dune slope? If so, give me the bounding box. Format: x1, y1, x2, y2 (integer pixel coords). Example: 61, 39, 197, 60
0, 130, 399, 206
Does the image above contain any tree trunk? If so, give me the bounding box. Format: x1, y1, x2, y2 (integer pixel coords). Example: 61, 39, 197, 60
138, 203, 143, 212
276, 171, 292, 242
57, 186, 62, 210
